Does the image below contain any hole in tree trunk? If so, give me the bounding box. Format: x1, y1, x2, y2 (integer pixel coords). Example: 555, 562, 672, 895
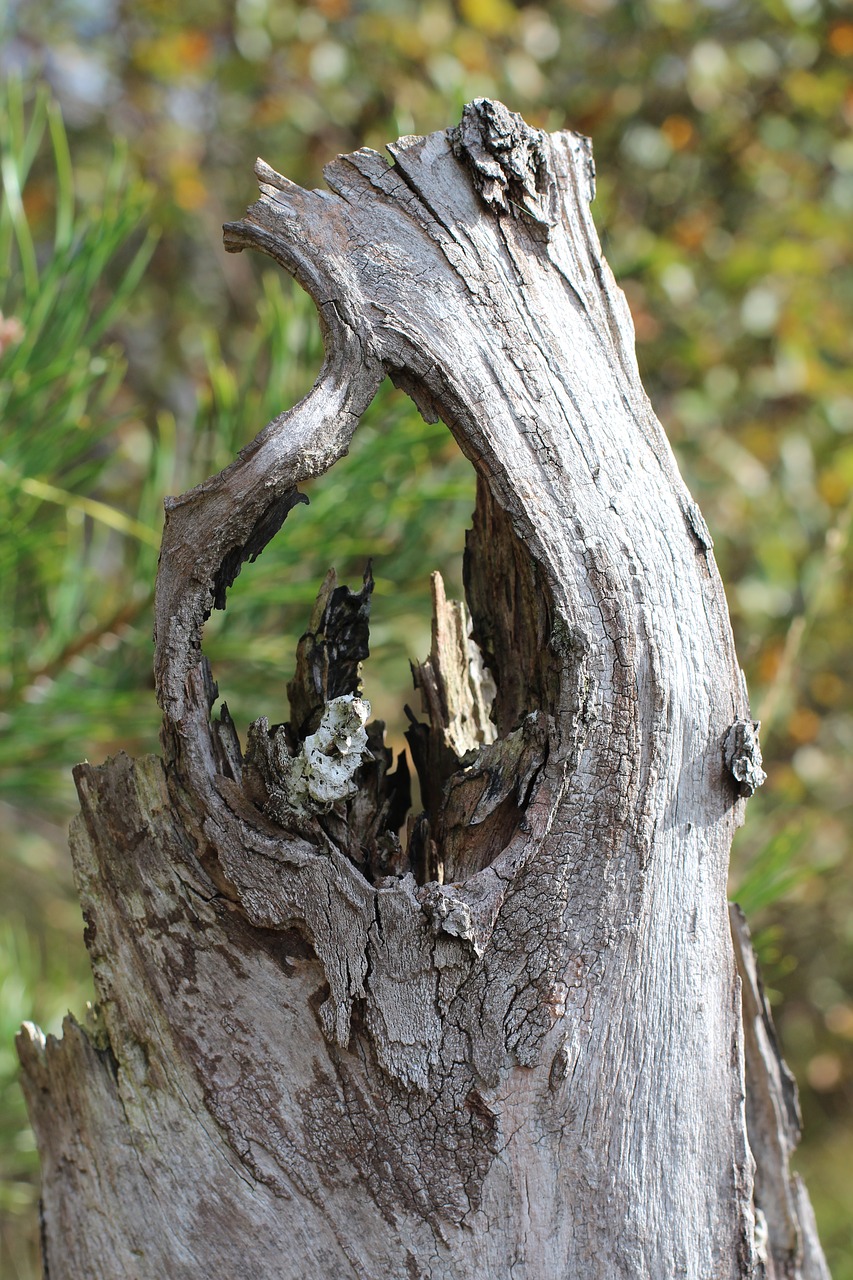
198, 384, 553, 888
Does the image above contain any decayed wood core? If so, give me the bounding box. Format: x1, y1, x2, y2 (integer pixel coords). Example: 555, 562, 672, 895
16, 99, 829, 1280
235, 458, 553, 890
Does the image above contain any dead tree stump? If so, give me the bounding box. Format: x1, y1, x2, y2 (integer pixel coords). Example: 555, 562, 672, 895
18, 100, 828, 1280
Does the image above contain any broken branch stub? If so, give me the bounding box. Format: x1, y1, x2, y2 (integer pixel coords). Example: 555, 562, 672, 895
18, 99, 828, 1280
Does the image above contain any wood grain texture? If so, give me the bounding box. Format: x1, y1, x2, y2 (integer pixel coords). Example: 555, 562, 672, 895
18, 99, 827, 1279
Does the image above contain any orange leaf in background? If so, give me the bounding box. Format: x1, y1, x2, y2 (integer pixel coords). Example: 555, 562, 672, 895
173, 173, 207, 212
21, 182, 51, 227
758, 641, 783, 685
829, 22, 853, 57
175, 31, 213, 70
811, 672, 844, 708
253, 95, 288, 126
673, 209, 713, 251
661, 114, 694, 150
315, 0, 350, 18
788, 707, 821, 745
134, 30, 213, 81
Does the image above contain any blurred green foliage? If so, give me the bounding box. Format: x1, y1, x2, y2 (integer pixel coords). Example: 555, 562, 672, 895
1, 0, 852, 1273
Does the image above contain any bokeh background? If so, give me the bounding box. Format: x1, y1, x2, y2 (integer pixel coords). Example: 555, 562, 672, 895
1, 0, 852, 1274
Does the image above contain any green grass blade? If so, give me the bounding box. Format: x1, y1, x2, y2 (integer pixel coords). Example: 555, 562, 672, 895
46, 101, 74, 252
0, 154, 38, 300
0, 464, 161, 549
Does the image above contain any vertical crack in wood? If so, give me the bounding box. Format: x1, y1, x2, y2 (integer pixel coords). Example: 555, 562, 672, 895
730, 903, 831, 1280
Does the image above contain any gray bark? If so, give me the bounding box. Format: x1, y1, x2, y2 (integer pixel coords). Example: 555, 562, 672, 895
17, 100, 828, 1279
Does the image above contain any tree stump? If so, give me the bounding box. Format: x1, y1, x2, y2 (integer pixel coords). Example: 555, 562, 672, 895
18, 100, 828, 1280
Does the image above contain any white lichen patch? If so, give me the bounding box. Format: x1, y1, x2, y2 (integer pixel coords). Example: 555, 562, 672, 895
280, 694, 371, 814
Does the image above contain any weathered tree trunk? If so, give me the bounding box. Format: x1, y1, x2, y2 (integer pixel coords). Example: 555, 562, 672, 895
18, 101, 828, 1279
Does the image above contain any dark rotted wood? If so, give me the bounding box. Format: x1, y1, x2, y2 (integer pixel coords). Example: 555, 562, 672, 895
287, 563, 374, 741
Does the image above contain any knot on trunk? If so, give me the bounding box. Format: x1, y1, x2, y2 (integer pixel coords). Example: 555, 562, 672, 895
450, 98, 557, 227
724, 718, 767, 797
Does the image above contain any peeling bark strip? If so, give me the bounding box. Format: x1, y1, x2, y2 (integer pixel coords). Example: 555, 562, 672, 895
17, 101, 827, 1279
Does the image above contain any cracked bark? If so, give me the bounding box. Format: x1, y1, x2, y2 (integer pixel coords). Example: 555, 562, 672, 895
17, 100, 828, 1279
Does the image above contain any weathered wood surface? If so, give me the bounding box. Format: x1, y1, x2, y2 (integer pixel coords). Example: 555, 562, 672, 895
18, 100, 827, 1279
